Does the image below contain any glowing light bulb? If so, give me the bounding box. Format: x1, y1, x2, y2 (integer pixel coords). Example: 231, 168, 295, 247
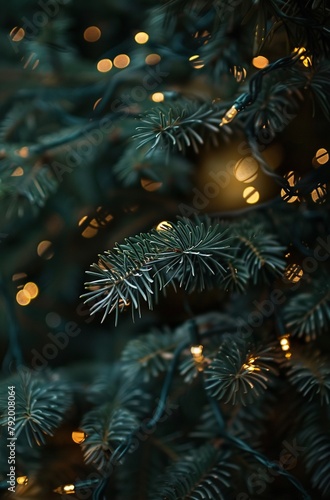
23, 282, 39, 299
151, 92, 164, 102
83, 26, 101, 42
134, 32, 149, 44
72, 430, 87, 444
113, 54, 130, 69
97, 59, 112, 73
10, 27, 25, 42
145, 53, 161, 65
252, 55, 269, 68
16, 476, 28, 485
156, 221, 173, 231
243, 186, 260, 204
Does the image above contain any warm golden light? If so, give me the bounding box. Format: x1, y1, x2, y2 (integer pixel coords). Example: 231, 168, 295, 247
16, 476, 28, 485
81, 226, 98, 238
293, 47, 311, 67
232, 66, 247, 82
314, 148, 329, 165
281, 171, 299, 203
18, 147, 29, 158
83, 26, 101, 42
16, 289, 31, 306
140, 178, 163, 191
252, 55, 269, 68
234, 156, 259, 183
243, 186, 260, 204
156, 221, 173, 231
37, 240, 54, 260
134, 32, 149, 44
78, 215, 88, 226
188, 54, 204, 69
279, 335, 291, 355
311, 184, 327, 204
285, 263, 303, 283
97, 59, 112, 72
191, 345, 203, 356
145, 53, 161, 65
151, 92, 164, 102
219, 106, 238, 126
11, 167, 24, 177
54, 483, 76, 495
93, 98, 102, 110
10, 27, 25, 42
72, 430, 86, 444
191, 345, 205, 371
113, 54, 130, 69
24, 282, 39, 299
12, 272, 27, 282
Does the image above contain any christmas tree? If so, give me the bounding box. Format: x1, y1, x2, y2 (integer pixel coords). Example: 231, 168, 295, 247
1, 1, 330, 498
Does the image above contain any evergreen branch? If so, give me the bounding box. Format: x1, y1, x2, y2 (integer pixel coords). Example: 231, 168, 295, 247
81, 405, 139, 472
205, 339, 279, 405
283, 277, 330, 340
133, 101, 231, 155
120, 329, 177, 382
0, 369, 71, 447
82, 218, 233, 323
232, 224, 286, 284
151, 444, 236, 500
286, 348, 330, 404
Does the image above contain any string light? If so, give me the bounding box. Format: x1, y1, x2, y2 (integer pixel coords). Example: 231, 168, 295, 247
113, 54, 130, 69
243, 186, 260, 204
242, 357, 260, 372
313, 148, 329, 166
16, 476, 28, 485
78, 215, 88, 226
145, 53, 161, 65
156, 221, 173, 231
83, 26, 101, 42
293, 47, 311, 67
140, 178, 162, 191
24, 282, 39, 299
190, 345, 205, 371
280, 171, 300, 203
279, 334, 291, 358
134, 32, 149, 44
234, 156, 259, 183
219, 105, 238, 126
72, 430, 87, 444
252, 55, 269, 68
232, 66, 247, 82
151, 92, 164, 102
54, 484, 75, 495
311, 184, 327, 204
16, 289, 30, 306
285, 264, 303, 283
37, 240, 54, 259
12, 272, 27, 282
189, 54, 204, 69
10, 27, 25, 42
11, 167, 24, 177
97, 59, 112, 72
17, 147, 29, 158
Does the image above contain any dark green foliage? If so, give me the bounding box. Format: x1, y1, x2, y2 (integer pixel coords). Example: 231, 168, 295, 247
150, 444, 236, 500
286, 348, 330, 405
283, 276, 330, 340
205, 339, 279, 405
82, 217, 232, 322
133, 101, 231, 155
0, 369, 71, 446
